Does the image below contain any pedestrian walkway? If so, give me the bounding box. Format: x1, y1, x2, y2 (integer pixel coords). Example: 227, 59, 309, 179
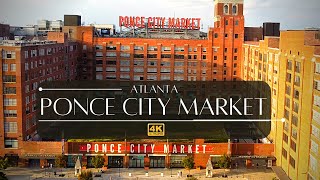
4, 167, 279, 180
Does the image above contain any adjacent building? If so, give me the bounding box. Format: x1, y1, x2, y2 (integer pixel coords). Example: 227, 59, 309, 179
0, 33, 79, 163
243, 29, 320, 180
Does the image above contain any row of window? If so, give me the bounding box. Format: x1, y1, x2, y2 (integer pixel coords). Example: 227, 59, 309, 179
96, 45, 207, 53
2, 64, 16, 72
214, 33, 240, 39
99, 53, 208, 60
23, 45, 76, 59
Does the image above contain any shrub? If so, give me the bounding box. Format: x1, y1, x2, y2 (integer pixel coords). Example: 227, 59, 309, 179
186, 177, 198, 180
78, 171, 93, 180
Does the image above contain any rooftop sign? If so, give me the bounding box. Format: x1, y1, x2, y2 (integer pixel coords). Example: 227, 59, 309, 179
119, 16, 201, 30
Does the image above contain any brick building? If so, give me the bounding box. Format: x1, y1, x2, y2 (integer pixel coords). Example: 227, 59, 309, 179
0, 33, 79, 162
0, 0, 278, 170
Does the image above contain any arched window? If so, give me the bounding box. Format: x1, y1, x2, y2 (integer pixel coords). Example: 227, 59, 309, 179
232, 5, 237, 14
224, 5, 229, 14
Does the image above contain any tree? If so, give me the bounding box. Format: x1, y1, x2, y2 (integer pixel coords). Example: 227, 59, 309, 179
55, 155, 67, 168
0, 157, 9, 170
91, 156, 105, 171
217, 154, 231, 177
182, 156, 195, 176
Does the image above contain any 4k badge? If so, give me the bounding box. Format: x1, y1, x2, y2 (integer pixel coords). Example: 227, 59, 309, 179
148, 123, 165, 137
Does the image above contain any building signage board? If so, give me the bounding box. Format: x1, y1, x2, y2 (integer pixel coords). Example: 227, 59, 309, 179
119, 16, 201, 30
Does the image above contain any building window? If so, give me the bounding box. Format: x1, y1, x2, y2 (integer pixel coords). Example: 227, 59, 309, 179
3, 87, 16, 94
286, 73, 292, 83
96, 52, 103, 58
120, 45, 130, 51
309, 155, 317, 173
2, 64, 8, 71
161, 54, 171, 59
162, 47, 171, 52
147, 54, 157, 58
214, 33, 218, 38
235, 20, 239, 26
10, 64, 16, 72
214, 56, 217, 60
290, 140, 297, 152
106, 60, 117, 65
234, 48, 238, 53
134, 54, 144, 58
202, 55, 207, 60
310, 140, 319, 153
225, 20, 228, 25
96, 67, 103, 72
225, 33, 228, 38
4, 98, 17, 106
3, 75, 16, 83
134, 46, 144, 51
294, 89, 299, 100
315, 80, 320, 91
287, 60, 293, 70
232, 5, 237, 14
224, 4, 229, 14
106, 52, 117, 57
234, 56, 238, 61
316, 63, 320, 74
285, 98, 290, 108
4, 110, 17, 117
294, 76, 300, 86
291, 128, 297, 140
148, 46, 158, 51
148, 61, 157, 66
3, 51, 16, 59
293, 101, 299, 113
235, 34, 239, 39
106, 46, 116, 50
282, 148, 287, 159
4, 122, 17, 133
295, 62, 301, 73
314, 95, 320, 107
292, 115, 298, 127
4, 138, 18, 148
289, 156, 295, 169
283, 133, 288, 143
120, 53, 130, 58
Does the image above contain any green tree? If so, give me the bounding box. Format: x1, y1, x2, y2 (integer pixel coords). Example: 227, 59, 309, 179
217, 154, 231, 177
0, 157, 9, 170
55, 155, 67, 168
182, 156, 195, 176
91, 156, 105, 171
78, 170, 93, 180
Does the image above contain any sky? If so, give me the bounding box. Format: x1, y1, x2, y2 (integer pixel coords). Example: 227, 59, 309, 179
0, 0, 319, 31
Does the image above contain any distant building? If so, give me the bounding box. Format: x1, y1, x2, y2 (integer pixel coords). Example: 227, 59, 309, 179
93, 24, 116, 37
10, 26, 38, 37
37, 20, 63, 34
0, 23, 10, 40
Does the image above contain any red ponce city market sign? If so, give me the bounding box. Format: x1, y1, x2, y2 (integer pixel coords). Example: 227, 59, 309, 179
119, 16, 201, 30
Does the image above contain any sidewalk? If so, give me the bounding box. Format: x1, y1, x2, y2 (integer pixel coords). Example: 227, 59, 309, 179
4, 167, 278, 180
